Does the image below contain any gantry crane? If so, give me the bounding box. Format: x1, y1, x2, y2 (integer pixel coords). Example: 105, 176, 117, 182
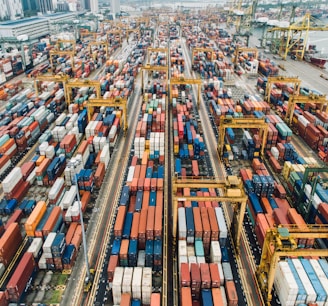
34, 74, 69, 97
64, 79, 101, 105
256, 224, 328, 306
124, 28, 140, 41
191, 47, 215, 67
172, 175, 247, 253
141, 64, 169, 94
88, 97, 128, 135
266, 13, 328, 60
88, 41, 109, 59
218, 117, 269, 157
55, 39, 76, 51
79, 31, 101, 42
49, 50, 75, 72
233, 46, 259, 68
169, 77, 202, 108
293, 166, 328, 220
264, 76, 301, 103
107, 30, 123, 45
147, 47, 168, 65
286, 93, 328, 125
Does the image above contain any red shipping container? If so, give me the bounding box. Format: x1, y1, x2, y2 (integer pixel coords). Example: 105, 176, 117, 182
107, 255, 119, 282
190, 263, 201, 299
209, 263, 220, 288
225, 280, 238, 306
180, 263, 191, 287
4, 210, 23, 231
6, 252, 35, 302
200, 263, 211, 289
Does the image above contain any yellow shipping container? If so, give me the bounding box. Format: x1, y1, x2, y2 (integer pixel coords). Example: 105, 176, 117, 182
145, 140, 150, 150
187, 144, 193, 150
25, 201, 47, 235
36, 155, 45, 166
254, 152, 259, 157
174, 145, 179, 154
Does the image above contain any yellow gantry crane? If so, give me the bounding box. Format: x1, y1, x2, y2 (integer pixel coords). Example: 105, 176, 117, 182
147, 47, 168, 65
88, 97, 128, 135
191, 47, 215, 66
264, 76, 301, 103
218, 117, 269, 157
172, 175, 247, 253
233, 46, 259, 68
107, 30, 123, 45
55, 39, 76, 51
286, 93, 328, 125
256, 224, 328, 306
64, 79, 101, 105
49, 50, 75, 72
80, 31, 101, 42
88, 41, 109, 59
141, 64, 169, 94
169, 77, 202, 108
124, 28, 140, 41
267, 13, 328, 60
33, 74, 69, 97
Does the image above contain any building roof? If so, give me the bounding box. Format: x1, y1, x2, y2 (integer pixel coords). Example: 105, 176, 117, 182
0, 18, 43, 27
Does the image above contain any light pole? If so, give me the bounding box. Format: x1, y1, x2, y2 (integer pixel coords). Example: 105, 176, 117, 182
71, 161, 91, 283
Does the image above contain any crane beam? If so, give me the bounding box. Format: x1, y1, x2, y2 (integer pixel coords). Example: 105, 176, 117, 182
172, 176, 247, 254
286, 93, 327, 125
49, 50, 75, 73
141, 65, 169, 93
169, 77, 202, 108
264, 76, 301, 103
64, 79, 101, 105
88, 98, 128, 135
218, 117, 268, 157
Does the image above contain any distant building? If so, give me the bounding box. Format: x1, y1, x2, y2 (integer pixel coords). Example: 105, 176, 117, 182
90, 0, 98, 13
110, 0, 120, 18
37, 0, 53, 13
56, 1, 69, 11
0, 0, 24, 20
22, 0, 39, 12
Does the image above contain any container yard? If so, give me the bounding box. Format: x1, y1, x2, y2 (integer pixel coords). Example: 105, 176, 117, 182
0, 4, 327, 306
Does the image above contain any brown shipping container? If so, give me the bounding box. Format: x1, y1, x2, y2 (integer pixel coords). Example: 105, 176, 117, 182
209, 263, 220, 288
120, 293, 131, 305
273, 208, 289, 225
114, 206, 127, 238
130, 212, 140, 240
66, 222, 78, 244
25, 201, 47, 235
212, 288, 224, 306
4, 209, 23, 230
200, 207, 211, 239
71, 225, 82, 250
181, 287, 193, 306
200, 263, 211, 289
146, 206, 155, 240
138, 209, 147, 249
225, 280, 238, 306
107, 255, 119, 282
95, 162, 105, 187
193, 207, 203, 239
190, 263, 201, 299
81, 191, 91, 213
21, 162, 35, 180
35, 158, 51, 176
0, 291, 8, 306
42, 206, 61, 236
180, 263, 191, 287
0, 223, 22, 267
6, 252, 35, 302
207, 207, 219, 241
150, 293, 161, 306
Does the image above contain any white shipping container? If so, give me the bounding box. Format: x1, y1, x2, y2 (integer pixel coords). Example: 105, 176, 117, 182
27, 237, 43, 258
210, 241, 222, 263
178, 240, 187, 257
26, 169, 36, 184
46, 146, 55, 159
218, 263, 225, 286
215, 207, 228, 240
137, 250, 145, 267
49, 177, 64, 200
112, 267, 124, 305
127, 166, 135, 183
309, 259, 328, 304
122, 267, 133, 294
43, 233, 57, 253
291, 259, 316, 304
0, 160, 11, 176
0, 263, 5, 278
142, 268, 152, 305
61, 185, 77, 209
132, 267, 142, 300
38, 253, 47, 269
2, 167, 22, 193
220, 286, 228, 306
197, 256, 206, 264
188, 256, 197, 267
100, 144, 110, 169
4, 142, 17, 156
178, 207, 187, 240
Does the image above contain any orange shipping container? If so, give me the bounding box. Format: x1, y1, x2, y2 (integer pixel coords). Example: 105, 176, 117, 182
130, 212, 140, 240
71, 225, 82, 250
150, 293, 161, 306
114, 206, 127, 238
146, 206, 155, 240
226, 280, 238, 306
36, 158, 51, 176
66, 222, 78, 244
25, 201, 47, 235
212, 288, 224, 306
36, 155, 46, 167
42, 206, 61, 236
119, 239, 129, 261
181, 287, 192, 306
120, 293, 131, 306
138, 209, 148, 248
107, 254, 119, 282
